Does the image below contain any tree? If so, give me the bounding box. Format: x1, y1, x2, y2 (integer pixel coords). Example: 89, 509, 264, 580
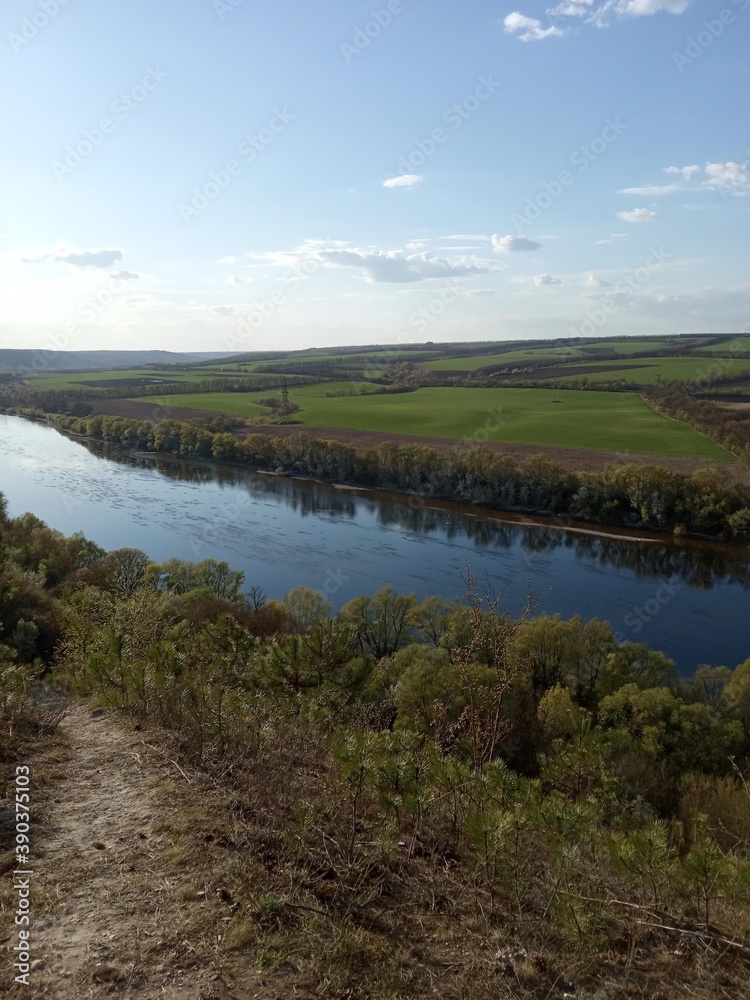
283, 587, 332, 633
724, 658, 750, 743
154, 558, 244, 601
104, 548, 149, 595
339, 586, 418, 660
537, 685, 612, 801
598, 643, 676, 697
691, 664, 732, 711
510, 614, 578, 697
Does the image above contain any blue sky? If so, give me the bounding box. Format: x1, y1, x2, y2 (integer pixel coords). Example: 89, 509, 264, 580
1, 0, 748, 353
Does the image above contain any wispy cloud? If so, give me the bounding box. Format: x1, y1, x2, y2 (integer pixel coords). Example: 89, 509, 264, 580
382, 174, 423, 189
618, 184, 680, 195
503, 12, 565, 41
616, 208, 660, 222
507, 0, 694, 42
21, 247, 125, 269
491, 234, 543, 252
253, 239, 502, 283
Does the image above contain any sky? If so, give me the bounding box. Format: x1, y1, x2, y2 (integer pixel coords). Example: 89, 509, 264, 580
1, 0, 749, 354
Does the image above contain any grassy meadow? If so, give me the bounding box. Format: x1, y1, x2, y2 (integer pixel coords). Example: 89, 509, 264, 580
143, 384, 732, 459
547, 356, 750, 384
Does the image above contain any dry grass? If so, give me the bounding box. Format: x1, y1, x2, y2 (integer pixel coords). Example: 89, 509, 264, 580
3, 690, 749, 999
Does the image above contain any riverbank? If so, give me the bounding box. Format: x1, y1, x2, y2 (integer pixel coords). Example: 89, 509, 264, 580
42, 411, 750, 548
2, 411, 749, 670
88, 395, 750, 484
31, 417, 726, 548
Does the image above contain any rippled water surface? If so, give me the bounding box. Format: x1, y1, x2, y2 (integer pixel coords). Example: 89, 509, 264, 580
1, 414, 748, 671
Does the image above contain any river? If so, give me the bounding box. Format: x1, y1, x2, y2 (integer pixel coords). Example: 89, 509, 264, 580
1, 414, 748, 672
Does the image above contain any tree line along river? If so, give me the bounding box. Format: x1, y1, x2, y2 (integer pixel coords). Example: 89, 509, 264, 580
0, 413, 748, 672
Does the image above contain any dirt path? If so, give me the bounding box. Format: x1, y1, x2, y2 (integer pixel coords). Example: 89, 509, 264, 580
4, 704, 269, 999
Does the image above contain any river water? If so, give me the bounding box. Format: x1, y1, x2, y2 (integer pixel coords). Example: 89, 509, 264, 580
1, 414, 748, 672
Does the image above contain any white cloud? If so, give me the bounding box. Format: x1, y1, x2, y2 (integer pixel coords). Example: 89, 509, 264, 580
618, 0, 692, 14
582, 273, 612, 287
22, 247, 125, 268
548, 0, 595, 16
227, 275, 253, 285
593, 239, 612, 245
703, 161, 750, 194
534, 273, 561, 285
618, 184, 680, 195
538, 0, 693, 35
616, 208, 660, 222
212, 305, 247, 316
111, 268, 140, 280
664, 164, 700, 180
504, 12, 565, 40
217, 255, 239, 264
491, 234, 542, 253
382, 174, 423, 189
253, 240, 501, 283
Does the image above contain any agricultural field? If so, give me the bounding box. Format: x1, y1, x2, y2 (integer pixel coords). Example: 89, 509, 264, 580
545, 356, 750, 385
26, 368, 180, 390
585, 340, 674, 355
695, 335, 750, 354
25, 368, 286, 391
425, 346, 589, 370
139, 384, 731, 460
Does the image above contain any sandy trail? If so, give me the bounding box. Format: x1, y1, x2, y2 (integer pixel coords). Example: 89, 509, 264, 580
4, 703, 264, 999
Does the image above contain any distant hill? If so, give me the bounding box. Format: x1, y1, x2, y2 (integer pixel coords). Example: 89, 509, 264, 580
0, 350, 230, 373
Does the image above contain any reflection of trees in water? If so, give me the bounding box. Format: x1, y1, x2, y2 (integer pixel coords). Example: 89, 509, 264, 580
90, 439, 750, 591
559, 534, 750, 589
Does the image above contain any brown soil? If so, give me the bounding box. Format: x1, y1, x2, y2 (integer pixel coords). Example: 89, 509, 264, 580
499, 362, 652, 379
90, 398, 749, 485
91, 399, 223, 422
1, 704, 281, 999
81, 378, 180, 388
713, 401, 750, 412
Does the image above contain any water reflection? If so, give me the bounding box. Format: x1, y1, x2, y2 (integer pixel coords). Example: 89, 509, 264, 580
82, 436, 750, 592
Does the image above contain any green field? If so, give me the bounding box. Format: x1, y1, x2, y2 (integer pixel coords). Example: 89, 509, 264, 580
547, 356, 750, 385
695, 336, 750, 354
425, 347, 589, 371
142, 385, 731, 459
587, 340, 673, 355
423, 341, 685, 371
26, 368, 286, 391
